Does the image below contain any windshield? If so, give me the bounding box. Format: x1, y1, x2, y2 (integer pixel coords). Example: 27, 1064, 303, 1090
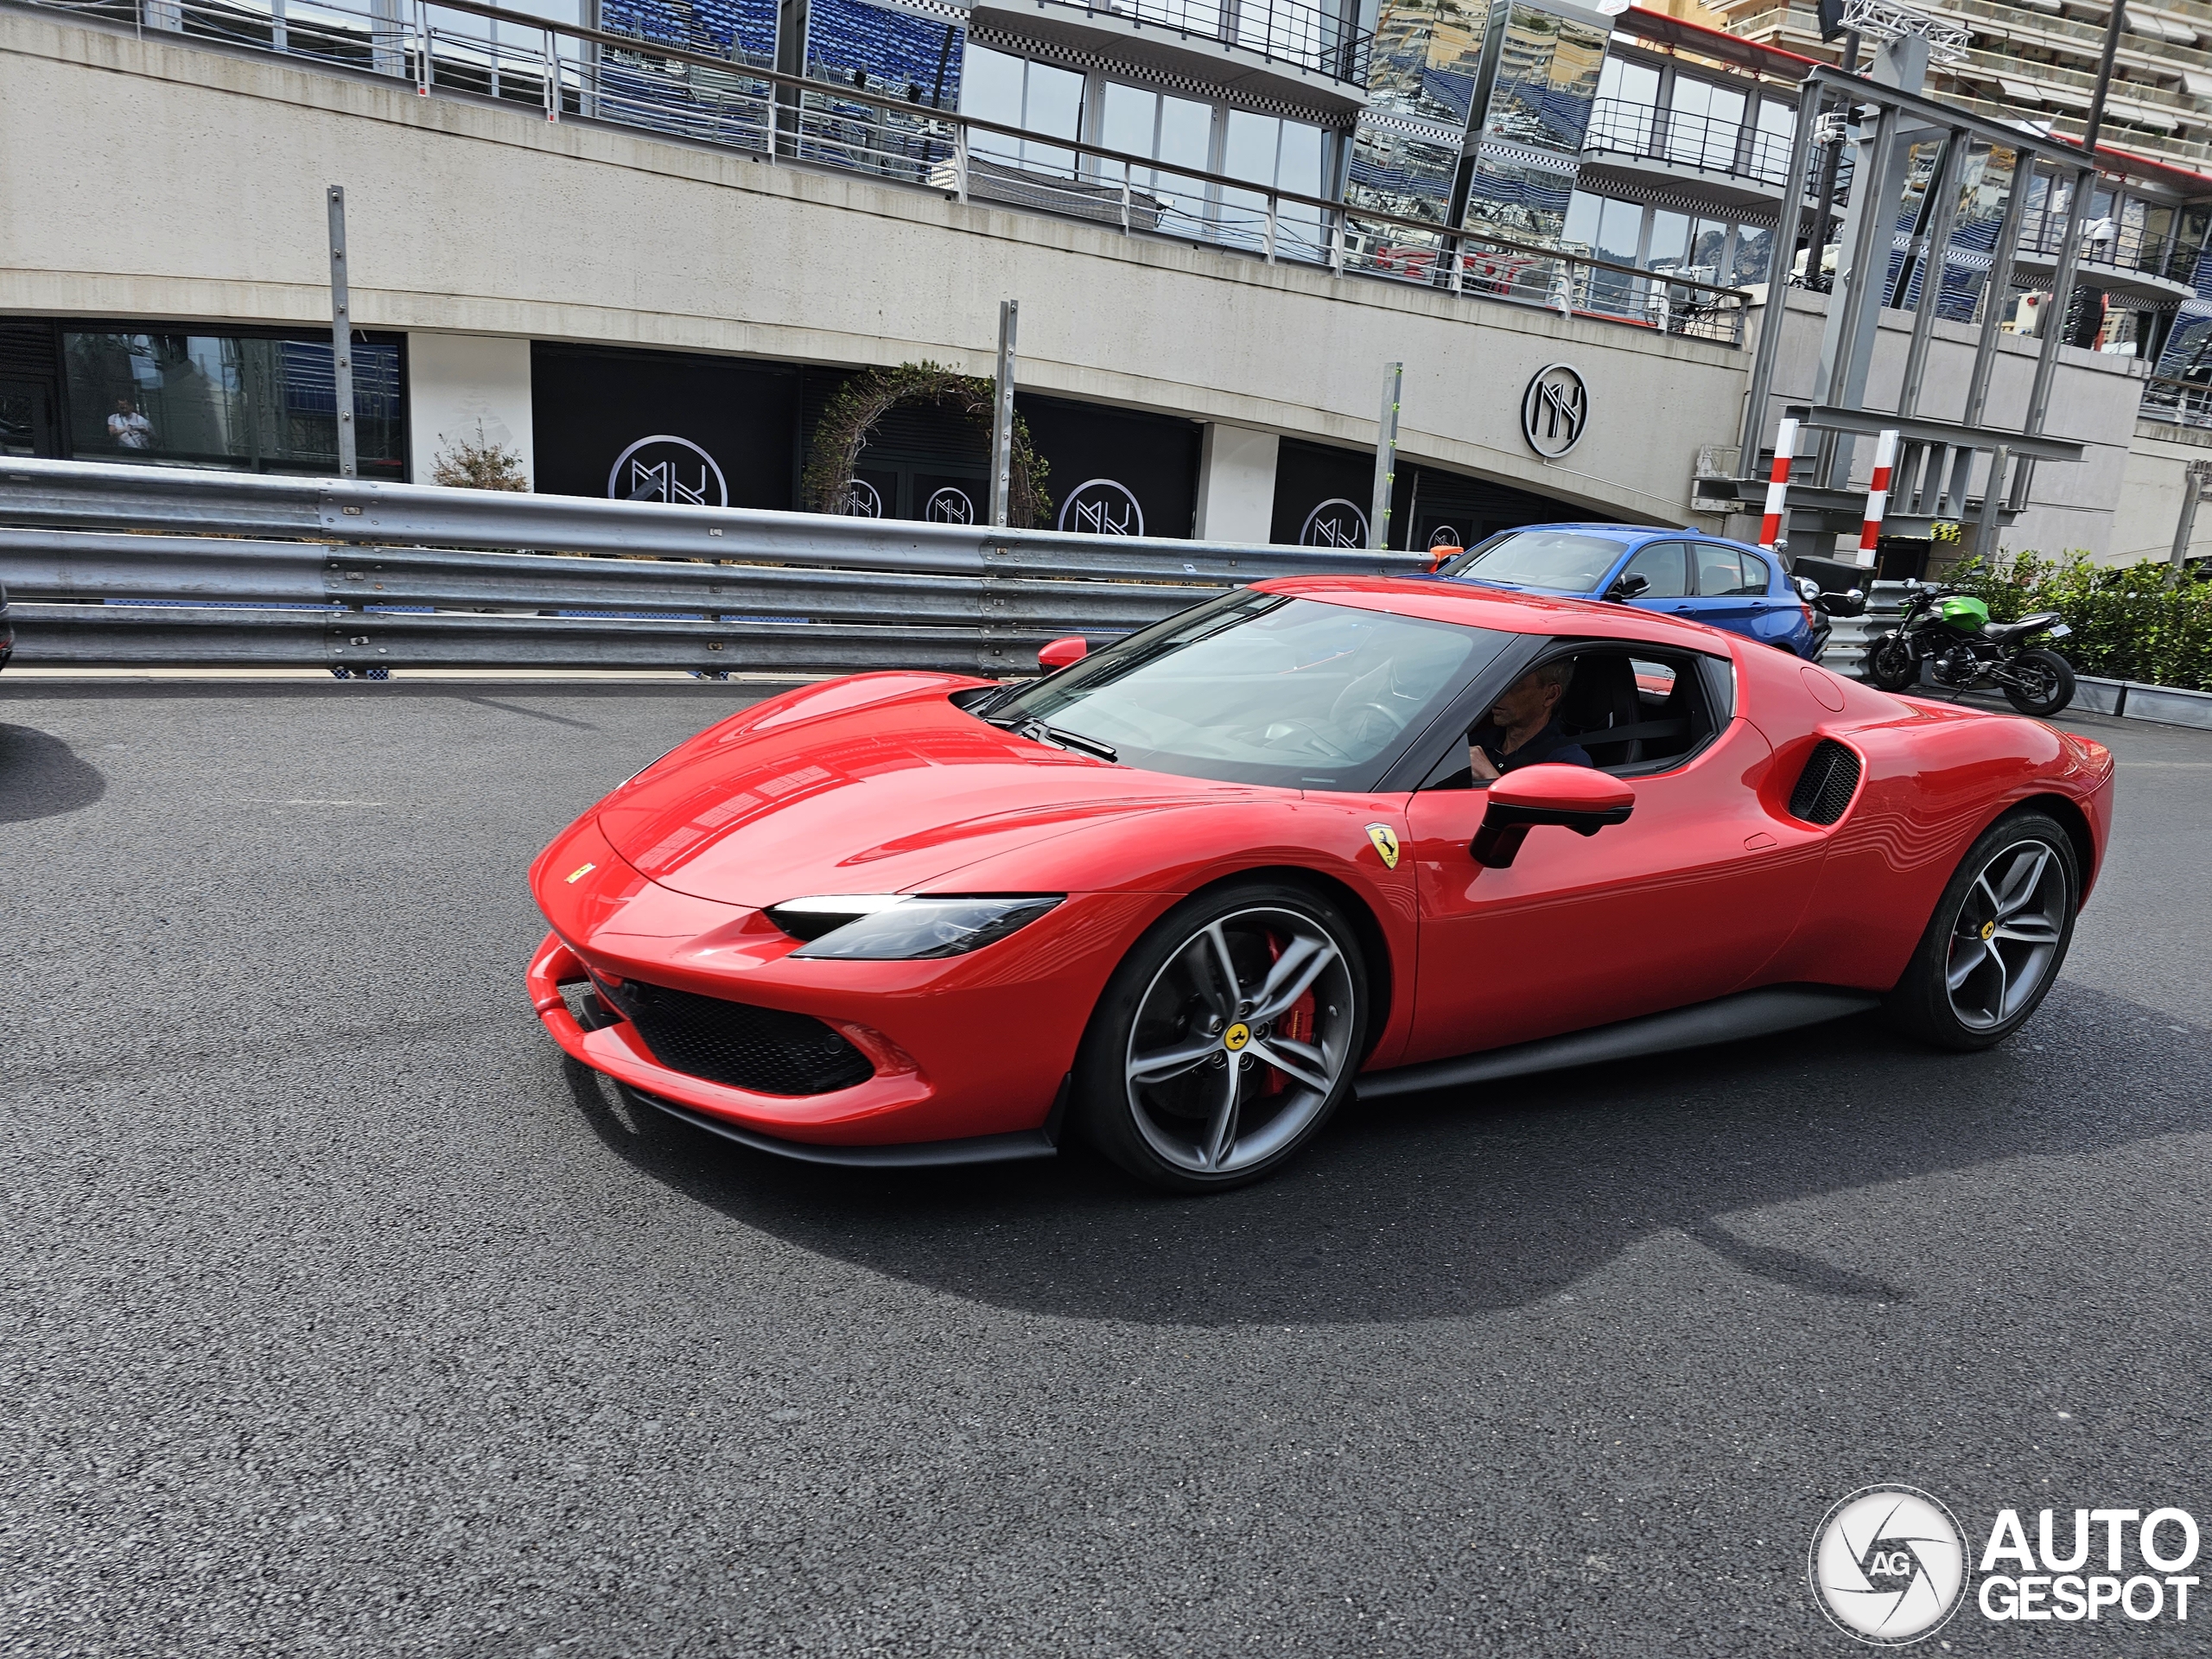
986, 592, 1509, 790
1440, 530, 1624, 593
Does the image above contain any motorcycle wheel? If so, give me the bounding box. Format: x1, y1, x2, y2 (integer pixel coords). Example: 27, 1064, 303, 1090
2003, 646, 2075, 717
1866, 633, 1917, 691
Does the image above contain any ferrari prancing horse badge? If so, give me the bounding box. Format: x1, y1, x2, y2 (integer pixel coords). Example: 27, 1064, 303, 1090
1364, 823, 1401, 869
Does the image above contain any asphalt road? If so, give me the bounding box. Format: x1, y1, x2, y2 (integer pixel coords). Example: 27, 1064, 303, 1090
3, 679, 2208, 1657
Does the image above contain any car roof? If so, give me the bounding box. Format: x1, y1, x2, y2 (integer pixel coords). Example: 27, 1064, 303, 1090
1489, 522, 1765, 550
1254, 575, 1741, 650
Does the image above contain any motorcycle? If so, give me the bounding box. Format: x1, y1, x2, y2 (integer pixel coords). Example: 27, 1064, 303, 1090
1864, 581, 2076, 716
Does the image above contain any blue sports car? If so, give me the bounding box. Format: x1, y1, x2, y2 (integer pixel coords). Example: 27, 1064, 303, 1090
1431, 524, 1827, 659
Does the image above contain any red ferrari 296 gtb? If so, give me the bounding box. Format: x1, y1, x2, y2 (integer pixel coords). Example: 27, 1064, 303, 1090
529, 577, 2114, 1191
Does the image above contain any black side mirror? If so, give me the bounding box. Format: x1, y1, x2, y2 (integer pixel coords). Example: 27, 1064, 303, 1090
1815, 588, 1867, 618
1471, 765, 1637, 869
1604, 572, 1650, 604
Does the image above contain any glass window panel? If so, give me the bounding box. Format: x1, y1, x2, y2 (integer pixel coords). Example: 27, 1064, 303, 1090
1594, 198, 1642, 266
1021, 58, 1083, 139
1620, 541, 1688, 598
960, 42, 1022, 161
1019, 58, 1083, 174
1644, 209, 1689, 270
1695, 543, 1759, 596
1100, 81, 1156, 162
1563, 189, 1600, 249
1731, 223, 1772, 287
1752, 97, 1793, 181
1278, 120, 1325, 198
1700, 84, 1744, 168
63, 331, 404, 479
1224, 109, 1280, 183
1157, 94, 1213, 174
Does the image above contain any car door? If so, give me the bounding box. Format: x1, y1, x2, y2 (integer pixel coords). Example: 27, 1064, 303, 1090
1396, 645, 1827, 1068
1687, 541, 1767, 637
1618, 539, 1692, 618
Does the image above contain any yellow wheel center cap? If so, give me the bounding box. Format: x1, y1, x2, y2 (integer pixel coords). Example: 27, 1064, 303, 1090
1223, 1022, 1251, 1053
1980, 919, 1997, 941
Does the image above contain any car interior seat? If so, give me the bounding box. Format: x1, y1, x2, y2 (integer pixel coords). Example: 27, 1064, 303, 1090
1555, 654, 1647, 766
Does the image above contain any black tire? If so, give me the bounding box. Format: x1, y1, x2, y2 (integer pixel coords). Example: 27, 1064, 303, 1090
2003, 646, 2075, 717
1866, 632, 1918, 691
1884, 810, 2078, 1052
1073, 878, 1370, 1192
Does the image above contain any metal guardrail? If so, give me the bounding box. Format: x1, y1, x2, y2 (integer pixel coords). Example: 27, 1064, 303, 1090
0, 459, 1427, 672
1817, 580, 1905, 678
11, 0, 1751, 345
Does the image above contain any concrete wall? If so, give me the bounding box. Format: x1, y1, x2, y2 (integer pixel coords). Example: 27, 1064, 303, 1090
2113, 419, 2212, 569
0, 10, 1754, 532
1741, 288, 2147, 563
406, 332, 534, 486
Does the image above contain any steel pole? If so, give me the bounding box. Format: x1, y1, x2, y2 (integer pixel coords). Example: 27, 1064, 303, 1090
1896, 131, 1965, 417
2082, 0, 2126, 154
2013, 163, 2095, 508
327, 185, 358, 481
988, 299, 1018, 529
1370, 361, 1402, 552
1737, 73, 1826, 467
2169, 459, 2209, 587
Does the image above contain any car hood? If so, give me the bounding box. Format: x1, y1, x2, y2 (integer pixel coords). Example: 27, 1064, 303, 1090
594, 672, 1258, 906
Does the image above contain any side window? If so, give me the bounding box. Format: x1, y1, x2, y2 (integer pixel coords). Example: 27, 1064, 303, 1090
1739, 550, 1777, 594
1619, 541, 1689, 598
1413, 645, 1728, 789
1552, 647, 1721, 773
1695, 543, 1764, 597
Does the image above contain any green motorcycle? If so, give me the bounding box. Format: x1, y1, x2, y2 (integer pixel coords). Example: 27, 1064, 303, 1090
1865, 582, 2077, 717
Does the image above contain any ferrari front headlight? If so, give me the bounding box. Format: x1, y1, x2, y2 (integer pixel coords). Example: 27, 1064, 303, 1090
766, 894, 1064, 960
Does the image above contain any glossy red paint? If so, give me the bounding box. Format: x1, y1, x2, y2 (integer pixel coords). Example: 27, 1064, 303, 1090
527, 576, 2113, 1156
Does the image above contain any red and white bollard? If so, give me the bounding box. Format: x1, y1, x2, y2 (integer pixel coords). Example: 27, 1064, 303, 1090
1855, 428, 1899, 570
1758, 416, 1799, 554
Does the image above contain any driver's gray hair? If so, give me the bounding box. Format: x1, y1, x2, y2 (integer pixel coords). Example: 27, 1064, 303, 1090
1526, 659, 1575, 693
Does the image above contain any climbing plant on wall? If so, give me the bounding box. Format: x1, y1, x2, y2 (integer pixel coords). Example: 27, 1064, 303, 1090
802, 361, 1050, 529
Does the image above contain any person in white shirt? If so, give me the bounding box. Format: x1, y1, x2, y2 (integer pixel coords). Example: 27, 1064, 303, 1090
107, 397, 153, 450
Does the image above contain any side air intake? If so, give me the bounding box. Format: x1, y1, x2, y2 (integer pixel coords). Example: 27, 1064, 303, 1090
1789, 739, 1862, 826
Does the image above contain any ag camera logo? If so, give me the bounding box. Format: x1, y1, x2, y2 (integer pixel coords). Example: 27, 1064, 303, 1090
1809, 1485, 1970, 1645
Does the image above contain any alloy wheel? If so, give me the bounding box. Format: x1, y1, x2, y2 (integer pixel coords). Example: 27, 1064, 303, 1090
1945, 838, 2068, 1031
1122, 906, 1357, 1175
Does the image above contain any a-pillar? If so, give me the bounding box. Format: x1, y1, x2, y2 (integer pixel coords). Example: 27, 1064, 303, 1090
1193, 423, 1279, 543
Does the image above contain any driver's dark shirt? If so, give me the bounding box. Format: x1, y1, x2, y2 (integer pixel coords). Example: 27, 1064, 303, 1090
1470, 716, 1592, 773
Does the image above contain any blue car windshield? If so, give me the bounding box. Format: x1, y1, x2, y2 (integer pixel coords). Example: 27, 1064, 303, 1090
1440, 530, 1622, 593
988, 591, 1510, 791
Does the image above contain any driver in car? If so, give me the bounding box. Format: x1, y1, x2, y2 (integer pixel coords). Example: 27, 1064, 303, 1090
1466, 661, 1592, 780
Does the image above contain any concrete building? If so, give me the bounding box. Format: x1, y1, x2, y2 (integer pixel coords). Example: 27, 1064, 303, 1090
3, 0, 2208, 568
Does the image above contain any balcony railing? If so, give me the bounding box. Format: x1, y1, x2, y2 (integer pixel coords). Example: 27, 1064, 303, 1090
1581, 96, 1796, 189
1027, 0, 1370, 87
15, 0, 1748, 343
2139, 375, 2212, 430
2017, 207, 2202, 291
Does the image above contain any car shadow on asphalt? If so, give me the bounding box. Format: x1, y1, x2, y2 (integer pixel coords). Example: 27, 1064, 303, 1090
562, 980, 2206, 1328
0, 722, 108, 824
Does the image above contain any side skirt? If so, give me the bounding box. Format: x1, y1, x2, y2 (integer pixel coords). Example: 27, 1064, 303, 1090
1352, 985, 1881, 1103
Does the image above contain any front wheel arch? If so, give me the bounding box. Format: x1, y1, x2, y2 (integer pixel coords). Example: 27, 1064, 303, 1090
1173, 864, 1395, 1065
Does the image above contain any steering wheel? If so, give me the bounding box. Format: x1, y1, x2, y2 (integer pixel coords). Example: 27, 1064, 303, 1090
1254, 717, 1351, 760
1338, 702, 1404, 752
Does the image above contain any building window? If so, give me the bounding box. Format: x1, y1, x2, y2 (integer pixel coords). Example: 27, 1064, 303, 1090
62, 331, 405, 479
961, 45, 1084, 172
1665, 76, 1745, 172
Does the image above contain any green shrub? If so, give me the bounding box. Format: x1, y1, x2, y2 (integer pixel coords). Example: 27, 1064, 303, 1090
1945, 551, 2212, 691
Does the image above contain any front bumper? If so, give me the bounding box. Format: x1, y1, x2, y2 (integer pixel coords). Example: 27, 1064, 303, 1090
528, 932, 1071, 1164
526, 814, 1158, 1157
